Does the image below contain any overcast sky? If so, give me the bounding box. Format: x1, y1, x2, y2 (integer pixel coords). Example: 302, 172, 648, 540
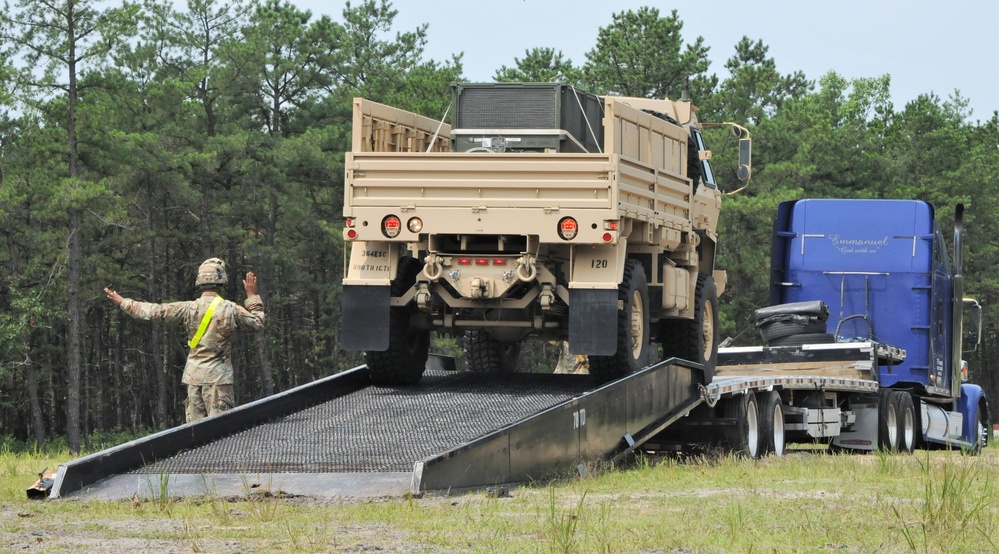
298, 0, 998, 123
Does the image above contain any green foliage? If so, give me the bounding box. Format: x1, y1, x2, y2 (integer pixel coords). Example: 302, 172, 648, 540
705, 36, 812, 125
582, 7, 714, 100
494, 47, 582, 85
0, 0, 996, 444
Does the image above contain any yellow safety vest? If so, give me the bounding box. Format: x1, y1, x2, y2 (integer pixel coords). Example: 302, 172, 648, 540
189, 295, 223, 349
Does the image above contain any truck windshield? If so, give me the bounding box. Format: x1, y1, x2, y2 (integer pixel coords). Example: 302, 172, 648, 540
691, 129, 716, 188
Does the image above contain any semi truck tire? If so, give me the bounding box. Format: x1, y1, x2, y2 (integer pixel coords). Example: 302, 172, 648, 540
891, 391, 916, 454
759, 391, 785, 457
464, 331, 520, 373
969, 405, 986, 455
877, 389, 899, 452
725, 392, 761, 459
662, 273, 719, 381
365, 257, 429, 386
588, 259, 650, 381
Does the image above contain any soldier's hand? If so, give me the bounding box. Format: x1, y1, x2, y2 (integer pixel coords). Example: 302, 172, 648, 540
243, 272, 258, 297
104, 287, 124, 306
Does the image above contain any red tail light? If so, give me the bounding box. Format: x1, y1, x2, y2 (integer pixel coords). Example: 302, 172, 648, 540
382, 215, 401, 238
558, 217, 578, 240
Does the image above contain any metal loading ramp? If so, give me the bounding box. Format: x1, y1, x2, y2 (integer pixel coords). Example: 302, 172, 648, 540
52, 358, 704, 500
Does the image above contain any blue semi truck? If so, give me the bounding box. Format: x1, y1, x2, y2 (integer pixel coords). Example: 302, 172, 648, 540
658, 198, 988, 456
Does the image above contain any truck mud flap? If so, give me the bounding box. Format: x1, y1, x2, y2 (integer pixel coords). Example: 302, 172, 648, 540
569, 289, 618, 355
340, 285, 390, 351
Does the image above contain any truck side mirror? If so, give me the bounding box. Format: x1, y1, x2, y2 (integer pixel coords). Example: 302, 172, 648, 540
737, 138, 752, 182
962, 298, 982, 354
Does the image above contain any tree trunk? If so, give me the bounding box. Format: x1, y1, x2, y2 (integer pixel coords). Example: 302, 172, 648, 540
6, 223, 46, 447
67, 207, 82, 453
25, 356, 46, 448
254, 192, 279, 397
145, 172, 167, 428
64, 5, 83, 453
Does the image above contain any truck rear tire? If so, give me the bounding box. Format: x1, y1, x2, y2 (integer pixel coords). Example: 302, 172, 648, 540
760, 391, 785, 457
464, 331, 520, 373
877, 389, 899, 452
588, 259, 650, 381
365, 258, 429, 386
892, 391, 916, 454
725, 392, 761, 459
662, 273, 719, 380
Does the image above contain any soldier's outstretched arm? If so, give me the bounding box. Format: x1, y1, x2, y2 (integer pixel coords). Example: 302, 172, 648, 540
104, 287, 124, 306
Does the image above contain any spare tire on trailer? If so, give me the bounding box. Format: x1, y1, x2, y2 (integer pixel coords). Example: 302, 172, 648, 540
767, 333, 836, 347
754, 301, 829, 346
759, 319, 828, 343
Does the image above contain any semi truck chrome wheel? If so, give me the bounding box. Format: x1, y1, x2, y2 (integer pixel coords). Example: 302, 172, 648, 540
760, 391, 785, 457
891, 391, 916, 454
725, 391, 761, 459
878, 389, 899, 452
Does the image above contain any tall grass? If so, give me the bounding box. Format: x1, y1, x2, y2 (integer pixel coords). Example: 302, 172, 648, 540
888, 451, 997, 552
1, 443, 997, 552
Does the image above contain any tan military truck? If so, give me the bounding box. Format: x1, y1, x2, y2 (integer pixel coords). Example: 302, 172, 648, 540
341, 83, 750, 385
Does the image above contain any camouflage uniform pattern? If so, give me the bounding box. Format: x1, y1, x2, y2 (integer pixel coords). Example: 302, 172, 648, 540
186, 383, 234, 422
119, 293, 265, 385
553, 341, 589, 375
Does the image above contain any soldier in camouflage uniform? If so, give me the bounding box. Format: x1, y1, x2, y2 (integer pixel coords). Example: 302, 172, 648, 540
104, 258, 265, 423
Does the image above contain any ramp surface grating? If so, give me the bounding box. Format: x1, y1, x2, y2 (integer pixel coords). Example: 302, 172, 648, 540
134, 370, 596, 475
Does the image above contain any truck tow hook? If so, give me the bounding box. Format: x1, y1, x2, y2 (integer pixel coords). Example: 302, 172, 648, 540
516, 255, 537, 282
415, 283, 432, 311
540, 285, 556, 310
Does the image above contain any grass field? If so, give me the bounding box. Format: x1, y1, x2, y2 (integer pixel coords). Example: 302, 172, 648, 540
2, 440, 997, 553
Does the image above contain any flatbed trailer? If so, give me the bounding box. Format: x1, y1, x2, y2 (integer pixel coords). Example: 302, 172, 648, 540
649, 341, 901, 456
48, 336, 979, 500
